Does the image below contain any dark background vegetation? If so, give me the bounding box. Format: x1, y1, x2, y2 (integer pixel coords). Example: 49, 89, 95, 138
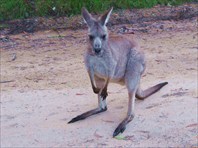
0, 0, 196, 21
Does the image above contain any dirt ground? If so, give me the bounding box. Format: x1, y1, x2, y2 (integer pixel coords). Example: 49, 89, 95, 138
1, 15, 198, 147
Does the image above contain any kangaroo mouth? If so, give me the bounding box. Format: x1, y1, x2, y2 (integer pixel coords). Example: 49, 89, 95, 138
95, 51, 103, 57
94, 48, 101, 54
93, 49, 103, 56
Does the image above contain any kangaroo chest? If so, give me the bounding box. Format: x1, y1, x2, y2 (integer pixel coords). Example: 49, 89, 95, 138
86, 54, 116, 79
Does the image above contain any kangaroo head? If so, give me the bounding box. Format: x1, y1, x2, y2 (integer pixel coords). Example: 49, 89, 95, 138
82, 7, 113, 56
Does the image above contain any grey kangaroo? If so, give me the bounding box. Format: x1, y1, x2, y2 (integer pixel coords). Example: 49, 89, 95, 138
68, 7, 168, 137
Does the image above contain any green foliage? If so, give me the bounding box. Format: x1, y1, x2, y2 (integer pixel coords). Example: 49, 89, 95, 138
0, 0, 32, 20
0, 0, 195, 21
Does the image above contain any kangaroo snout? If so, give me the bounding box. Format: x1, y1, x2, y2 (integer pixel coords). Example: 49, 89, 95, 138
93, 37, 102, 54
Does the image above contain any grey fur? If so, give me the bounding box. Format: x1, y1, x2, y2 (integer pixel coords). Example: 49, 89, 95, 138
68, 7, 168, 137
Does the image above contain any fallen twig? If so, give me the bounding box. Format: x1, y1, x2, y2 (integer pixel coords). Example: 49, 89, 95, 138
0, 80, 15, 83
11, 53, 16, 61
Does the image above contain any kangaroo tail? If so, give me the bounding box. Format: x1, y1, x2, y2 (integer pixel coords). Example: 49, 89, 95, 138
136, 82, 168, 100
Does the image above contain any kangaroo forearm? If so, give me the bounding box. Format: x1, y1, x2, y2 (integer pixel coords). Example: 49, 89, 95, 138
88, 70, 100, 94
99, 78, 109, 98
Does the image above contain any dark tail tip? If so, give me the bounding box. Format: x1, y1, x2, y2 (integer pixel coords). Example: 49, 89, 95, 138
161, 82, 168, 86
164, 82, 168, 85
158, 82, 168, 89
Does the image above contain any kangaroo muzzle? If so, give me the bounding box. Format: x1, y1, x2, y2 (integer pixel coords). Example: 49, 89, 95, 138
93, 37, 102, 54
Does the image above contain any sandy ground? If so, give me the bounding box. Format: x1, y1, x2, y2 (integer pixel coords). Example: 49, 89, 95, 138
1, 18, 198, 147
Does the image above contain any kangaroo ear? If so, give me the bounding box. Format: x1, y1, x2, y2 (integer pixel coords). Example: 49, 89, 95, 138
82, 7, 94, 27
100, 7, 113, 26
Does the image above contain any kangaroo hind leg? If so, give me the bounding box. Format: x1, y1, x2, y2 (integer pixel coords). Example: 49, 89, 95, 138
113, 69, 140, 137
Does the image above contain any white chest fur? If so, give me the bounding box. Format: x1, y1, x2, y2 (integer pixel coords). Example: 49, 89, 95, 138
85, 54, 117, 79
91, 55, 109, 77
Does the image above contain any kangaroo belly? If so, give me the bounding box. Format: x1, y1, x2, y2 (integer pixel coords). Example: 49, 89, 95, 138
94, 73, 125, 86
110, 78, 125, 85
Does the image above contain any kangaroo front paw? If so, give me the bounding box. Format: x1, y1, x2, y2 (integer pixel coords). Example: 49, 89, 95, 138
101, 89, 108, 99
113, 124, 126, 137
93, 87, 100, 94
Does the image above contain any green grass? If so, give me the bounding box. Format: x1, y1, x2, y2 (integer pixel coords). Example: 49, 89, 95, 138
0, 0, 195, 21
0, 24, 9, 28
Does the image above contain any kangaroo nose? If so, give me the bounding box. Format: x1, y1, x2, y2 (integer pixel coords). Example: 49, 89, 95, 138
94, 43, 101, 49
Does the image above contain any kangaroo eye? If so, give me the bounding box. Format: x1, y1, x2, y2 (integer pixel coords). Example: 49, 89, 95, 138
102, 35, 106, 40
89, 35, 94, 40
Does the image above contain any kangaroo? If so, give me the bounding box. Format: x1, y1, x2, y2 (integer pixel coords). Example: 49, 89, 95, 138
68, 7, 168, 137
